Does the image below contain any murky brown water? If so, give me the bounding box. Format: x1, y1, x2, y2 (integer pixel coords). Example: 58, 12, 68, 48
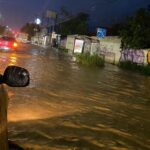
0, 44, 150, 150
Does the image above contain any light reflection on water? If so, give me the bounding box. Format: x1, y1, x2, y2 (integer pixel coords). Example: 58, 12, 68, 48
0, 47, 150, 150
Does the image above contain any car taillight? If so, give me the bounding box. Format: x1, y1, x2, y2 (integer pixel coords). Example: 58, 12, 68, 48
13, 42, 18, 47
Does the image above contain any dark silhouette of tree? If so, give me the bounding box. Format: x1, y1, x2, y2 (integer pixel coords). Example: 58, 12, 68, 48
20, 23, 41, 40
60, 6, 71, 18
120, 8, 150, 49
0, 25, 6, 35
148, 4, 150, 12
58, 12, 89, 36
109, 23, 123, 36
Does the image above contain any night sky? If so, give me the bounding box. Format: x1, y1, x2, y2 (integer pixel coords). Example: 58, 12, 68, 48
0, 0, 149, 30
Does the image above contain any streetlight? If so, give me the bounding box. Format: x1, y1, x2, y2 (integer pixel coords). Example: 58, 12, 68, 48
35, 18, 41, 25
34, 18, 42, 45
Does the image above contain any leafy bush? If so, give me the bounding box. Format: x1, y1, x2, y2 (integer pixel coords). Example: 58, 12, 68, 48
58, 46, 68, 52
58, 12, 89, 36
76, 53, 104, 67
119, 61, 150, 75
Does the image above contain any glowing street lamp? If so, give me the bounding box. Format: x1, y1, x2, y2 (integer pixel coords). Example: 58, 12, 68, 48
35, 18, 41, 25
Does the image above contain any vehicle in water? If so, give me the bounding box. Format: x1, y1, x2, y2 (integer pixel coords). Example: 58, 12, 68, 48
0, 36, 18, 51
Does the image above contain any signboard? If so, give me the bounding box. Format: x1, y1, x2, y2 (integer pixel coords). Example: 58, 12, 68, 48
74, 39, 84, 53
97, 28, 107, 38
46, 10, 57, 19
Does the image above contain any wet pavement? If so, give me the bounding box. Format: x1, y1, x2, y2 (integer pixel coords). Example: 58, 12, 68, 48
0, 43, 150, 150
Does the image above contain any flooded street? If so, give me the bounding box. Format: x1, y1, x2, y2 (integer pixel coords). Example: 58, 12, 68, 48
0, 44, 150, 150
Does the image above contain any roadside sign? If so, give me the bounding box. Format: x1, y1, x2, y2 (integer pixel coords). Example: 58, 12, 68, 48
97, 28, 107, 38
46, 10, 57, 19
74, 39, 84, 53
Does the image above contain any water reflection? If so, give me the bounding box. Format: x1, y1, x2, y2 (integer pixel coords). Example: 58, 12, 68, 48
0, 47, 149, 149
9, 54, 17, 65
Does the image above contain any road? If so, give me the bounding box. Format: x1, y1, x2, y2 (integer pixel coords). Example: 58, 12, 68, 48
0, 43, 149, 150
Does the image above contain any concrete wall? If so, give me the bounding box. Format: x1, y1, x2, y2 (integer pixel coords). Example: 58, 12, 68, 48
31, 34, 51, 47
66, 35, 99, 55
60, 38, 67, 48
83, 38, 91, 54
16, 33, 28, 43
66, 35, 76, 54
65, 35, 121, 64
99, 36, 121, 64
64, 35, 150, 65
90, 42, 99, 55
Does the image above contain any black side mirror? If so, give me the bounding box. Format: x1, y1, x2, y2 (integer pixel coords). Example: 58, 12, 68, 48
1, 66, 30, 87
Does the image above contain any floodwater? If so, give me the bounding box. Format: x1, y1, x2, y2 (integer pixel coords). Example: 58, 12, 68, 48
0, 44, 150, 150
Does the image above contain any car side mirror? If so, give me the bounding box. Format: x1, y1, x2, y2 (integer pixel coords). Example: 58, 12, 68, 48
1, 66, 30, 87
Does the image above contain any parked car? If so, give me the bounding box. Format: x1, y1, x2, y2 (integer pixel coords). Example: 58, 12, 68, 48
0, 36, 18, 51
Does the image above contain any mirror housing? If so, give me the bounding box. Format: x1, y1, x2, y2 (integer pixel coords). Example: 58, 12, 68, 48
2, 66, 30, 87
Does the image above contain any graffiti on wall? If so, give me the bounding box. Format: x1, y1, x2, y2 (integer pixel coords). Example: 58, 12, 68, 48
120, 49, 145, 64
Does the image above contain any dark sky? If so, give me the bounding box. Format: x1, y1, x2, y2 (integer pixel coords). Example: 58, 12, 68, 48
0, 0, 149, 30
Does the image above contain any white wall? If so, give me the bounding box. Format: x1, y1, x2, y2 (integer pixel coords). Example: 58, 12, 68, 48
66, 36, 75, 53
99, 36, 121, 64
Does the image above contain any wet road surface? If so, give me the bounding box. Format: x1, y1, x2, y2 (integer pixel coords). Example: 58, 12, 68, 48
0, 43, 150, 150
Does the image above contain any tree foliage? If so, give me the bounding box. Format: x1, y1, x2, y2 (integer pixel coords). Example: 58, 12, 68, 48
60, 6, 71, 18
120, 8, 150, 49
0, 25, 6, 35
109, 23, 123, 36
58, 12, 89, 36
20, 23, 41, 40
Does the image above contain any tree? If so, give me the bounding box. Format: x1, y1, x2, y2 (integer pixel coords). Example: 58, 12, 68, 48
148, 4, 150, 12
0, 25, 6, 35
20, 23, 41, 40
60, 6, 71, 18
120, 8, 150, 49
58, 12, 89, 36
109, 23, 123, 36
